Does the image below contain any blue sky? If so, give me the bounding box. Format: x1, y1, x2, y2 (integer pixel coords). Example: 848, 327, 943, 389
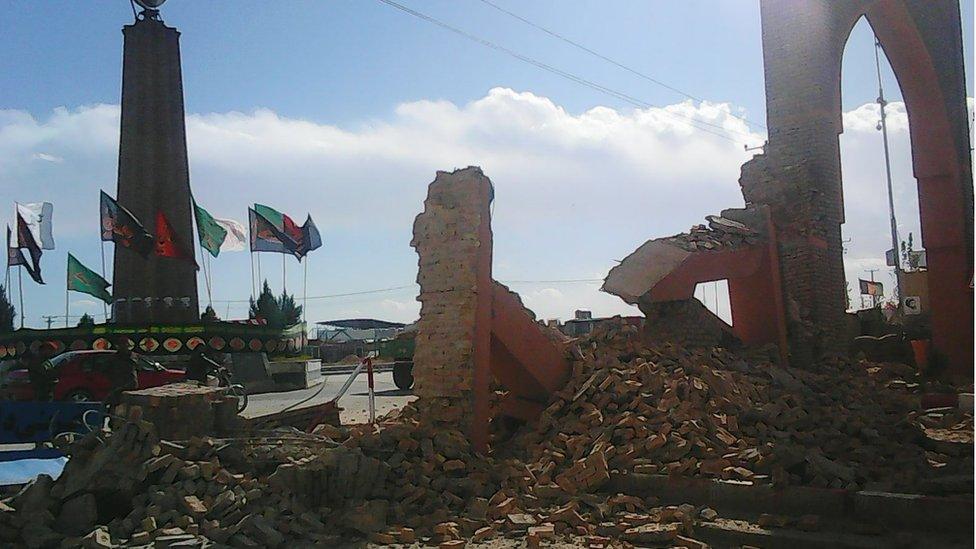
0, 1, 973, 327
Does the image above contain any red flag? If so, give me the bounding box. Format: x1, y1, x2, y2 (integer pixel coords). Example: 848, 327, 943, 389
282, 214, 303, 245
154, 210, 198, 269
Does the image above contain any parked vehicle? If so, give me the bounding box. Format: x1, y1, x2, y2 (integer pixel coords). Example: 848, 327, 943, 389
0, 350, 185, 402
382, 330, 416, 391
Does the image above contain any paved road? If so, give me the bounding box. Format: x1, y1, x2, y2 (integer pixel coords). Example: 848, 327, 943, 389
243, 371, 416, 425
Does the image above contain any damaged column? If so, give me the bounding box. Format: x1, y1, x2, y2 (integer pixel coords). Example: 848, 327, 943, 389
410, 167, 494, 450
410, 166, 570, 452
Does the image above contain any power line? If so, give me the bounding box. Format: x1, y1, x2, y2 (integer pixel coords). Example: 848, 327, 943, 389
502, 278, 603, 284
209, 277, 607, 304
374, 0, 756, 145
211, 284, 419, 304
476, 0, 767, 131
34, 279, 608, 322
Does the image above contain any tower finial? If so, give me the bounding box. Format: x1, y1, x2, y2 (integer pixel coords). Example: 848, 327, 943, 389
133, 0, 167, 22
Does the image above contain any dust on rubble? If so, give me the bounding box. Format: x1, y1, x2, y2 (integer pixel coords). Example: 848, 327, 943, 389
0, 318, 970, 548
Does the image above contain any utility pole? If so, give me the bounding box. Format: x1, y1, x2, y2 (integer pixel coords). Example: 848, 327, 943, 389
874, 38, 901, 303
41, 315, 57, 329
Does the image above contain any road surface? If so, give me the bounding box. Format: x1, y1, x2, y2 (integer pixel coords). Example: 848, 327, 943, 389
243, 371, 416, 425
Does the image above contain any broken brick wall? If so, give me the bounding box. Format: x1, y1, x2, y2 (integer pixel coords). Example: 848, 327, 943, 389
410, 167, 493, 431
748, 0, 973, 369
638, 299, 735, 350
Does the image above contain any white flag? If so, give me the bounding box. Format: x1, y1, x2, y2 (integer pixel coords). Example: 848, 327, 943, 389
16, 202, 54, 250
214, 217, 246, 252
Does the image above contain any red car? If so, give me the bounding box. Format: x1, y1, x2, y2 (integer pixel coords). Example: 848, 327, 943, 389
1, 350, 185, 402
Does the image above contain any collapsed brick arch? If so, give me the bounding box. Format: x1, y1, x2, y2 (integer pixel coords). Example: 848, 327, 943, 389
742, 0, 972, 372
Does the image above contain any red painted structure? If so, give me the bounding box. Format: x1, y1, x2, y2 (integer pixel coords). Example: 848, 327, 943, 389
753, 0, 973, 374
469, 178, 571, 453
491, 283, 573, 420
855, 1, 973, 375
604, 204, 790, 364
615, 211, 789, 365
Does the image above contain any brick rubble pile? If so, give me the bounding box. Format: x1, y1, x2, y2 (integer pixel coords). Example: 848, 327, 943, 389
664, 215, 760, 253
0, 413, 396, 548
331, 407, 725, 548
1, 321, 970, 547
515, 318, 972, 493
1, 406, 716, 548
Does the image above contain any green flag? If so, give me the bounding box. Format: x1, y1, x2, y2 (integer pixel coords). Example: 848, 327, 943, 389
193, 200, 228, 258
67, 253, 112, 304
254, 204, 284, 230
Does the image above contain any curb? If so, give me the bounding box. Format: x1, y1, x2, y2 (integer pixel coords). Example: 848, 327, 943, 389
320, 364, 394, 376
604, 473, 974, 535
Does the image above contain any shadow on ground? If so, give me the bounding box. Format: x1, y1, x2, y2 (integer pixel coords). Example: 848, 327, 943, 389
352, 389, 413, 397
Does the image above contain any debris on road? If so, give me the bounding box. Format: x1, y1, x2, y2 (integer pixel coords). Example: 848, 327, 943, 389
3, 319, 968, 547
515, 318, 972, 493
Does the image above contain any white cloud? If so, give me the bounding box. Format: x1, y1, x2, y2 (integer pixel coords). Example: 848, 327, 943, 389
836, 97, 975, 309
1, 89, 962, 325
380, 298, 420, 316
31, 152, 63, 163
515, 283, 640, 322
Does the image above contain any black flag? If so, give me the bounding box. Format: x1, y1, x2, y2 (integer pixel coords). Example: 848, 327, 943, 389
15, 214, 44, 284
100, 191, 154, 256
7, 225, 42, 284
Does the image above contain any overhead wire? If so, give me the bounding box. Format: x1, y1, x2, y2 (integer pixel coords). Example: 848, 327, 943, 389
501, 278, 603, 284
374, 0, 756, 145
207, 278, 604, 304
211, 284, 418, 304
476, 0, 767, 131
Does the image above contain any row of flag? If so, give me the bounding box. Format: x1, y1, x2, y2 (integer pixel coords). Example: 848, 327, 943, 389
245, 204, 321, 260
99, 190, 197, 267
100, 194, 327, 261
6, 193, 324, 311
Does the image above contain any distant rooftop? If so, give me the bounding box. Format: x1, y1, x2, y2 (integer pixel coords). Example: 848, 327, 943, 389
315, 318, 407, 329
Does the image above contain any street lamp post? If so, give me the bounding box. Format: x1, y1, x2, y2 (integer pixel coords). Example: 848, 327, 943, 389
874, 38, 901, 305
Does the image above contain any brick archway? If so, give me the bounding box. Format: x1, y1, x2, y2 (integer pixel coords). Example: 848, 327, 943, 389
745, 0, 972, 372
864, 2, 973, 374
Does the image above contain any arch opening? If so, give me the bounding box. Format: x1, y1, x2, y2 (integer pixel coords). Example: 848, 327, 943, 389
838, 17, 923, 322
847, 6, 973, 370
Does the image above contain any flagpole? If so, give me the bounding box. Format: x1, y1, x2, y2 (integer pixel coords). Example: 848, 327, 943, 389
196, 232, 213, 308
247, 215, 256, 300
282, 253, 286, 294
5, 233, 10, 298
205, 254, 213, 307
205, 254, 213, 305
257, 254, 262, 290
99, 241, 109, 320
302, 256, 308, 324
202, 253, 212, 308
17, 266, 23, 330
249, 246, 256, 301
65, 260, 69, 328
